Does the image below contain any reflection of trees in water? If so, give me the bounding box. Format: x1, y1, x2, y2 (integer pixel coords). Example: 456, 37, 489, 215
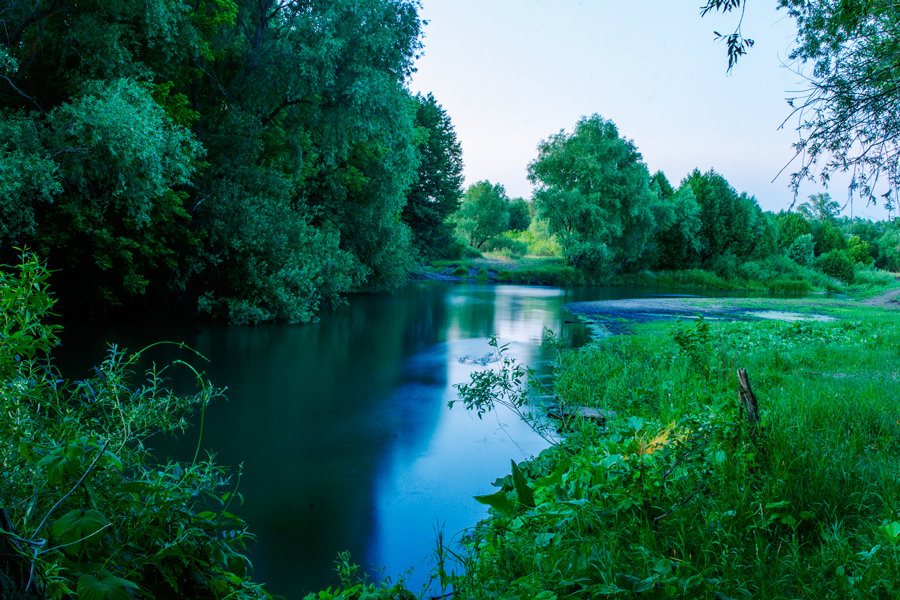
185, 286, 450, 596
53, 282, 627, 597
57, 284, 453, 597
446, 285, 498, 340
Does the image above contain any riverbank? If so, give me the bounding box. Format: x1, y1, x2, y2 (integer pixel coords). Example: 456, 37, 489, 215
441, 298, 900, 599
415, 256, 900, 299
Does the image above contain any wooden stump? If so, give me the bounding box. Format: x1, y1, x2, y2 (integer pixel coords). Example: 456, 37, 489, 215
737, 368, 760, 425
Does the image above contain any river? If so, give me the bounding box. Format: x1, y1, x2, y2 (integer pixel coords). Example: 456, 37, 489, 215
56, 280, 679, 598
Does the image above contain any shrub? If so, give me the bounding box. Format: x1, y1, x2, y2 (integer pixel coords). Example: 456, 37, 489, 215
768, 279, 814, 294
788, 233, 815, 266
497, 266, 586, 287
0, 253, 269, 599
483, 232, 528, 258
444, 238, 482, 260
847, 235, 874, 265
853, 264, 896, 287
816, 249, 855, 283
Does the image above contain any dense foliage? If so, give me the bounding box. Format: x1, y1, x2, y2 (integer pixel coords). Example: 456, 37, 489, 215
0, 0, 466, 323
452, 181, 512, 250
402, 93, 465, 258
528, 115, 657, 274
0, 253, 268, 598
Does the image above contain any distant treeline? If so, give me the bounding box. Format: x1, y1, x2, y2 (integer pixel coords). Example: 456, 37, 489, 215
450, 115, 900, 288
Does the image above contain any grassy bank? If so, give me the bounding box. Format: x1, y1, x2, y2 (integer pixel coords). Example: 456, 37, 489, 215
420, 255, 900, 299
444, 303, 900, 599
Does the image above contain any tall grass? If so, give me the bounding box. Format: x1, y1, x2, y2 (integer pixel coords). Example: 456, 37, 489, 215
449, 306, 900, 599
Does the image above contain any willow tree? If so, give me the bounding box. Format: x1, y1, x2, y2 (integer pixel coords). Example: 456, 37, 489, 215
528, 114, 657, 274
0, 0, 429, 322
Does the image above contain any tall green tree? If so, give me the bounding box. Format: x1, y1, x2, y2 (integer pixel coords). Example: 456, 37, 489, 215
684, 169, 770, 262
774, 210, 814, 250
507, 198, 532, 232
798, 192, 841, 222
402, 93, 464, 258
453, 181, 511, 250
527, 114, 657, 274
0, 0, 427, 322
652, 183, 705, 269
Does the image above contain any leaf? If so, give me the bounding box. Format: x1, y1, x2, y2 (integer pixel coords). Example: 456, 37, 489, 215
876, 521, 900, 545
511, 460, 535, 508
77, 573, 139, 600
51, 509, 109, 554
474, 490, 515, 517
533, 457, 571, 488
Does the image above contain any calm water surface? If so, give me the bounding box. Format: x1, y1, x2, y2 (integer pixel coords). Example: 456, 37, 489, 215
57, 281, 667, 597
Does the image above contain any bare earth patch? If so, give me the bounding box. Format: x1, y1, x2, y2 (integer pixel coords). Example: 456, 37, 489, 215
863, 288, 900, 309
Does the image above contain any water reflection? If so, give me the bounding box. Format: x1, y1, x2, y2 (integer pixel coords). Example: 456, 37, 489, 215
56, 281, 616, 598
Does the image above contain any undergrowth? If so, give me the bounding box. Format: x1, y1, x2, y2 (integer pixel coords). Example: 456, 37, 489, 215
448, 307, 900, 599
0, 253, 270, 599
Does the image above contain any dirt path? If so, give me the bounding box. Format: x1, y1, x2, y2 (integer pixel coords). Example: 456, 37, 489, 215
862, 288, 900, 308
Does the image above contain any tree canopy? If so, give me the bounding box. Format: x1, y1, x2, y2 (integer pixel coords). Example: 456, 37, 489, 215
453, 181, 511, 250
402, 93, 465, 258
0, 0, 441, 323
527, 114, 657, 273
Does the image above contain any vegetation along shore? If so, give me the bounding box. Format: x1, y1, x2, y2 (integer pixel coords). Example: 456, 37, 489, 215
2, 0, 900, 598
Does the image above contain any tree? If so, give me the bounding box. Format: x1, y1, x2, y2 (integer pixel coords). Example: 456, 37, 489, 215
813, 220, 848, 256
788, 233, 816, 265
798, 192, 841, 222
453, 181, 511, 249
774, 210, 813, 249
402, 93, 465, 258
507, 198, 532, 232
527, 114, 657, 273
847, 235, 874, 264
875, 226, 900, 271
0, 0, 427, 322
652, 183, 705, 269
684, 169, 771, 262
701, 1, 900, 202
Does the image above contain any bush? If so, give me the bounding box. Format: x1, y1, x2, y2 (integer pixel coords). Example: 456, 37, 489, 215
767, 278, 813, 293
816, 249, 855, 283
497, 266, 586, 287
444, 238, 482, 260
847, 235, 874, 265
788, 233, 815, 266
483, 232, 528, 258
852, 264, 896, 287
0, 253, 269, 599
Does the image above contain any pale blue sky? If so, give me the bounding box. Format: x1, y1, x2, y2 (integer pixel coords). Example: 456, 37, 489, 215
409, 1, 888, 220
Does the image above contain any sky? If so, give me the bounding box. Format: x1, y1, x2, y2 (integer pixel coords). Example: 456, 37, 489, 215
407, 0, 890, 221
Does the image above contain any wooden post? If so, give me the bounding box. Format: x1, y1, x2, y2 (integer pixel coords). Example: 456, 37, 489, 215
737, 368, 760, 425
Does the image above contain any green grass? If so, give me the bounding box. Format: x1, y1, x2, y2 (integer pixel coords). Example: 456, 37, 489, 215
447, 304, 900, 599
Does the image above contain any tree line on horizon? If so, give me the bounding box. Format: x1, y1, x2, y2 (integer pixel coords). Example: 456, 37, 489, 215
451, 114, 900, 286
